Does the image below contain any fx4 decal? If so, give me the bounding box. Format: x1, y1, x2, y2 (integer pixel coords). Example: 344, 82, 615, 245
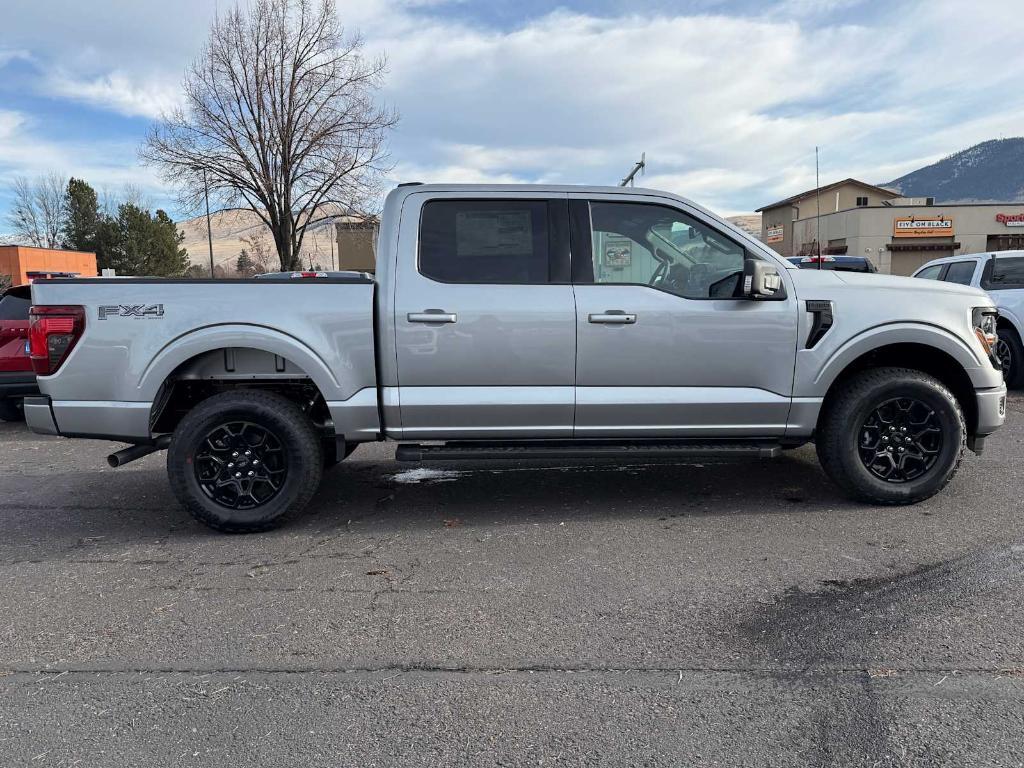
98, 304, 165, 320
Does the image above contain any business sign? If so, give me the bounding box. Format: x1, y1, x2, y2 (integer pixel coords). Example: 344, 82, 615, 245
893, 216, 954, 238
766, 225, 785, 244
996, 213, 1024, 227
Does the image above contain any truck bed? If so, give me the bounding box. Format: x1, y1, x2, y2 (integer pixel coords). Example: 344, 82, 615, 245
28, 277, 379, 442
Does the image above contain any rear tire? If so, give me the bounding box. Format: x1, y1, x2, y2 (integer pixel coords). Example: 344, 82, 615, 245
0, 398, 25, 422
997, 326, 1024, 389
168, 390, 323, 533
816, 367, 965, 505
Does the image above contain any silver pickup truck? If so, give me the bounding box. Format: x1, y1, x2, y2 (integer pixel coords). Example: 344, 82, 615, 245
25, 184, 1007, 532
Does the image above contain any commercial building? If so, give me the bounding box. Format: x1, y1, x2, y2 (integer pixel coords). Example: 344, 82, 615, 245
757, 179, 1024, 275
0, 245, 97, 286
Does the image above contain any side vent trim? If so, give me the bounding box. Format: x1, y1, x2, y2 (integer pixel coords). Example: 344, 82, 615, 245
806, 300, 834, 349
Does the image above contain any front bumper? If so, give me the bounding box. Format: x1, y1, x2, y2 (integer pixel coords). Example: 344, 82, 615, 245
0, 371, 38, 400
975, 384, 1008, 437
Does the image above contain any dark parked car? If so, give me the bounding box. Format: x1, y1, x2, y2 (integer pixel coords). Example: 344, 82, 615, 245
0, 284, 35, 421
787, 255, 878, 273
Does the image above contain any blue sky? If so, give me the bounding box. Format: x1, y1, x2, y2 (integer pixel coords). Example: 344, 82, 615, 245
2, 0, 1023, 227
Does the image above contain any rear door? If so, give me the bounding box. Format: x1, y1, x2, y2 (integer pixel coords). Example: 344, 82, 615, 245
393, 192, 576, 439
569, 194, 799, 437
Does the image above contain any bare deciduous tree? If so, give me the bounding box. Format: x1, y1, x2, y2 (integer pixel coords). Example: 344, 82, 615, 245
7, 173, 68, 248
142, 0, 396, 271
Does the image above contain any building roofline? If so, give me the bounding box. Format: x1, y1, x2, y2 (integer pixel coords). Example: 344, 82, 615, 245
791, 200, 1024, 223
0, 243, 97, 255
755, 178, 900, 213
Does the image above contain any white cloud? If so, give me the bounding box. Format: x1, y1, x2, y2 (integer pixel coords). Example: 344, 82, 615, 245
1, 0, 1024, 218
46, 70, 183, 119
0, 109, 167, 205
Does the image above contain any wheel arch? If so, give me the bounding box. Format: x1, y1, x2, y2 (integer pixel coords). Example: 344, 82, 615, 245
141, 326, 344, 435
138, 324, 347, 401
817, 341, 979, 436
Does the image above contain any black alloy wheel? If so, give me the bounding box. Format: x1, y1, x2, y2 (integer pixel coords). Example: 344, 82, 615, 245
815, 366, 965, 505
857, 397, 943, 483
997, 337, 1013, 377
167, 390, 323, 533
194, 421, 288, 509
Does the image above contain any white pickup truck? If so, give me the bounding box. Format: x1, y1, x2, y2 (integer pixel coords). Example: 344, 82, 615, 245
25, 184, 1007, 532
912, 250, 1024, 388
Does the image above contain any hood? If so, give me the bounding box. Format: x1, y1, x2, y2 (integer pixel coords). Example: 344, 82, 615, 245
831, 270, 990, 301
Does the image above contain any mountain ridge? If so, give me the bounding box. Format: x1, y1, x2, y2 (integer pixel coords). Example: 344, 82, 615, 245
887, 138, 1024, 203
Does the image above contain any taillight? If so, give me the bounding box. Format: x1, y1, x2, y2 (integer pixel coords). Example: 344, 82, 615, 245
29, 305, 85, 375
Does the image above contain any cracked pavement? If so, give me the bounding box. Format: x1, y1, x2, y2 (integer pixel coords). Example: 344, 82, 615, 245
1, 394, 1023, 766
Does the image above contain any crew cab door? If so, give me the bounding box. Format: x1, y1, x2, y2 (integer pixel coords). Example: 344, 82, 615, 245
568, 194, 799, 437
392, 192, 575, 438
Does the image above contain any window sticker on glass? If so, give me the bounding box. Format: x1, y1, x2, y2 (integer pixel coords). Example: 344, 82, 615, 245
603, 237, 632, 269
455, 211, 533, 257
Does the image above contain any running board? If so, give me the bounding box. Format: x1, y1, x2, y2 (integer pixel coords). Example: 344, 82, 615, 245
396, 441, 782, 462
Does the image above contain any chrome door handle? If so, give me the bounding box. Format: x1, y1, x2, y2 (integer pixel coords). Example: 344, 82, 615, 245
408, 310, 457, 324
588, 311, 636, 325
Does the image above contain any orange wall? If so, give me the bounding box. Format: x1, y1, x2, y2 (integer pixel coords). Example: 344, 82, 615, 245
0, 246, 98, 286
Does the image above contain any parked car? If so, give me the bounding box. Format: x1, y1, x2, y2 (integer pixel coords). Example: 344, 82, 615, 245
0, 284, 36, 421
912, 251, 1024, 388
787, 255, 878, 273
24, 184, 1006, 532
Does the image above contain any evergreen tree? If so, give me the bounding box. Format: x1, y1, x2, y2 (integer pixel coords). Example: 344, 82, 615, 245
63, 178, 100, 253
108, 203, 190, 277
236, 249, 257, 277
149, 209, 190, 276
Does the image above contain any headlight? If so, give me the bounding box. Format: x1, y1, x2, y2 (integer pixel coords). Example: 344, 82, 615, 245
972, 306, 999, 367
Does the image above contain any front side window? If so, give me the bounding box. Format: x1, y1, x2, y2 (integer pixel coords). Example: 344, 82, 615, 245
984, 256, 1024, 289
914, 265, 942, 280
587, 202, 746, 299
942, 260, 977, 285
419, 200, 550, 284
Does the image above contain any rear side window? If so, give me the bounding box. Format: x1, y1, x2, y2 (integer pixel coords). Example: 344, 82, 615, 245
914, 265, 942, 280
0, 294, 30, 321
419, 200, 551, 284
984, 256, 1024, 289
942, 261, 977, 285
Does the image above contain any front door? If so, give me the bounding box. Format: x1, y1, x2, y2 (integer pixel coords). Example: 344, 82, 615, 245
393, 193, 576, 439
569, 195, 799, 438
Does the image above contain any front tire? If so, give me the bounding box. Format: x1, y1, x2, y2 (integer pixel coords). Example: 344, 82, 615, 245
996, 326, 1024, 389
0, 398, 25, 422
168, 390, 323, 533
816, 367, 965, 505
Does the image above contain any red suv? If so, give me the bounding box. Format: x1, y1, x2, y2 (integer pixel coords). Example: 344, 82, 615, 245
0, 284, 36, 421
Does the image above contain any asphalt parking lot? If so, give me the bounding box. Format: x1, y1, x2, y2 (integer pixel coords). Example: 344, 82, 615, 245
1, 396, 1023, 767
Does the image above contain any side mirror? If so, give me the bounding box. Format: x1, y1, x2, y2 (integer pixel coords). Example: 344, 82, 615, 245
742, 258, 784, 299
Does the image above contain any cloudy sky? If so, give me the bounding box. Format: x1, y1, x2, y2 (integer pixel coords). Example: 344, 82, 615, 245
2, 0, 1023, 225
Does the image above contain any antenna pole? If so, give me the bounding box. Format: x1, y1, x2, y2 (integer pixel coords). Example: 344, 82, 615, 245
815, 146, 822, 270
620, 152, 646, 187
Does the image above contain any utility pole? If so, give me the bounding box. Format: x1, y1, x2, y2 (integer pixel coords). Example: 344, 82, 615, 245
203, 169, 215, 278
815, 146, 822, 270
620, 152, 646, 187
329, 218, 336, 271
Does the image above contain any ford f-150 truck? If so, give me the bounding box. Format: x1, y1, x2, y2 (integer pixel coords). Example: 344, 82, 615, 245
25, 184, 1007, 532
